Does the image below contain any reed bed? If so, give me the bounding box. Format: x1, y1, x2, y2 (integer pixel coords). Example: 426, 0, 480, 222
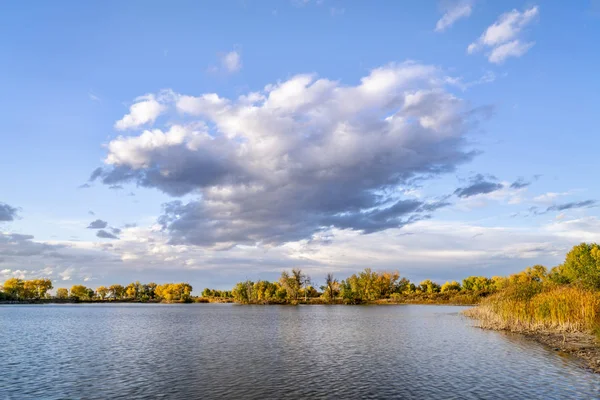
465, 285, 600, 333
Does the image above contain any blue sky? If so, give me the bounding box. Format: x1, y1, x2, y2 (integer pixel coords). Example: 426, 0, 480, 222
1, 0, 600, 292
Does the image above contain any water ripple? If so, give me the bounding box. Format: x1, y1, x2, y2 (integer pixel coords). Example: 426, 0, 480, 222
0, 304, 599, 399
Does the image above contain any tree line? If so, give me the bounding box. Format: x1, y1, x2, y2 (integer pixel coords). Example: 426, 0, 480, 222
202, 243, 600, 305
0, 279, 192, 303
207, 269, 501, 305
3, 243, 600, 307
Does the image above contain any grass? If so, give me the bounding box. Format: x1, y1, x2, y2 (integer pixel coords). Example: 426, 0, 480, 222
465, 285, 600, 334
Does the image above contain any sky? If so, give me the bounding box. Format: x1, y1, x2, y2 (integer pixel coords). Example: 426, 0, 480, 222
1, 0, 600, 292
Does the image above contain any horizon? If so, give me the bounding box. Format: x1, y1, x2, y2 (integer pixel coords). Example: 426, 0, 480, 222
2, 1, 600, 293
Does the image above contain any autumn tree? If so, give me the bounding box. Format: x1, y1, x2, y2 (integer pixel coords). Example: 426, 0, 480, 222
321, 273, 339, 302
2, 278, 24, 299
418, 279, 441, 294
280, 270, 303, 301
70, 285, 92, 300
56, 288, 69, 299
109, 284, 125, 299
96, 286, 109, 300
441, 281, 461, 293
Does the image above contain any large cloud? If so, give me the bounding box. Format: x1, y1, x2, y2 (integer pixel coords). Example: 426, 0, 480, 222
92, 62, 488, 247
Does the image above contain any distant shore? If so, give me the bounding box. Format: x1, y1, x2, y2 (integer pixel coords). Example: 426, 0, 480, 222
0, 298, 473, 306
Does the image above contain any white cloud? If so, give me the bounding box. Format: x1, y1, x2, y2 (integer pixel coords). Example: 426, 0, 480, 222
220, 51, 242, 73
3, 213, 599, 289
533, 191, 571, 205
468, 6, 539, 63
93, 62, 488, 247
435, 1, 473, 32
488, 40, 535, 64
114, 94, 167, 131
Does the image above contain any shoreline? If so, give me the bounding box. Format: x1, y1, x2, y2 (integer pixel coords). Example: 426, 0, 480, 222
464, 309, 600, 374
0, 299, 475, 306
524, 331, 600, 373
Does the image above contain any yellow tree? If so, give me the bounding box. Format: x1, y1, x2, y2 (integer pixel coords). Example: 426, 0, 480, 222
56, 288, 69, 299
109, 284, 125, 299
96, 286, 109, 300
32, 279, 53, 299
70, 285, 91, 300
2, 278, 25, 299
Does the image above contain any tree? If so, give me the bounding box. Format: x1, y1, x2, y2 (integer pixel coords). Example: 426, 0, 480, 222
125, 283, 137, 299
301, 273, 312, 302
321, 273, 339, 302
56, 288, 69, 299
419, 279, 441, 294
109, 284, 125, 300
2, 278, 25, 299
96, 286, 109, 300
441, 281, 461, 293
462, 276, 494, 292
33, 279, 53, 299
555, 243, 600, 290
280, 270, 302, 301
70, 285, 91, 300
232, 281, 254, 303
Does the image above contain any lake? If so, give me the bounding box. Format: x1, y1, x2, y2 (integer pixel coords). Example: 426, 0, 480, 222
1, 304, 599, 399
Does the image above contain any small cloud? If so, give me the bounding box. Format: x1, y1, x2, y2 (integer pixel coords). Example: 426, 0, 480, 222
77, 183, 92, 189
89, 167, 103, 182
218, 50, 242, 74
88, 210, 95, 216
89, 92, 101, 102
109, 185, 124, 190
114, 94, 167, 131
97, 230, 118, 239
454, 174, 503, 198
435, 1, 473, 32
547, 200, 596, 212
510, 178, 531, 189
111, 227, 122, 235
0, 202, 19, 222
468, 6, 539, 63
488, 40, 535, 64
87, 219, 108, 229
445, 70, 496, 91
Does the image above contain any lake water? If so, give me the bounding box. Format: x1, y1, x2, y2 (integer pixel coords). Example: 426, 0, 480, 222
1, 304, 599, 399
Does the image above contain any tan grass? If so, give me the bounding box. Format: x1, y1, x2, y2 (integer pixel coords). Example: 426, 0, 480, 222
465, 286, 600, 333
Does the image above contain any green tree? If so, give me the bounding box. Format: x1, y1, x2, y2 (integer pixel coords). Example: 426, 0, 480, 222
419, 279, 441, 293
555, 243, 600, 290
